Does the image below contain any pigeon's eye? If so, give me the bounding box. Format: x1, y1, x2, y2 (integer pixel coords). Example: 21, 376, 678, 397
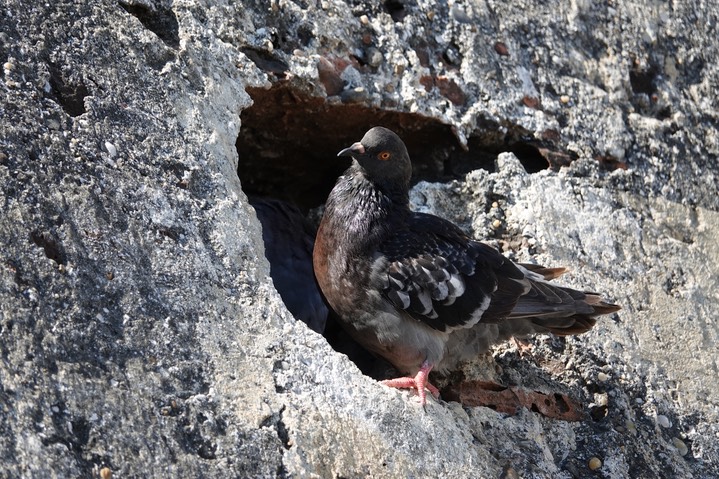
378, 151, 391, 160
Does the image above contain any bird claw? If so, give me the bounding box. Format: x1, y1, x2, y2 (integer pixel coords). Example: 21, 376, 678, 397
381, 362, 440, 406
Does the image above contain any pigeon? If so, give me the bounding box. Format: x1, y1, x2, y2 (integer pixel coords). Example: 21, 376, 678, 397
313, 126, 620, 406
249, 197, 328, 334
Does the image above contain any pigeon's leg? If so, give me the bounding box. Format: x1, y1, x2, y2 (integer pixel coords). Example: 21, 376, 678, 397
381, 361, 440, 406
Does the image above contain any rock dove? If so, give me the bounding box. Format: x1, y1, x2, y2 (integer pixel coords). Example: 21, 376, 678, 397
313, 126, 620, 406
249, 197, 328, 334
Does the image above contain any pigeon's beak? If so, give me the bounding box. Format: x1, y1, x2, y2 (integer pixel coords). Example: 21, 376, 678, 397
337, 142, 365, 158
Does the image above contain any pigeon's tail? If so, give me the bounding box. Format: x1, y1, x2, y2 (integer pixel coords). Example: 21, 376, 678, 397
583, 293, 623, 316
506, 264, 621, 336
532, 295, 621, 335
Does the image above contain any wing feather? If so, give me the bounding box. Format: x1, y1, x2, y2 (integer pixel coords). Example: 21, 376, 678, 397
375, 212, 525, 332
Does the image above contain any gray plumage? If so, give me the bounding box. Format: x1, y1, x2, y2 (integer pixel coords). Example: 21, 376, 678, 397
313, 127, 619, 402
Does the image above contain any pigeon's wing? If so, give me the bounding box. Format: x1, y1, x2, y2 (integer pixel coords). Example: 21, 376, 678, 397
376, 212, 528, 332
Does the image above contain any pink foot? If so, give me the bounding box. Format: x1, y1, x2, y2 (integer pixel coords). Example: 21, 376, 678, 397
381, 361, 440, 406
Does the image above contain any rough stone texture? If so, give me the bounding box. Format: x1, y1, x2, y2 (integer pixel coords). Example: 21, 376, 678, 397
1, 1, 717, 479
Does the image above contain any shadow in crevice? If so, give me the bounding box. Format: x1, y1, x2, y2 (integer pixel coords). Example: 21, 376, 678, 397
47, 63, 89, 117
236, 83, 557, 212
118, 1, 180, 49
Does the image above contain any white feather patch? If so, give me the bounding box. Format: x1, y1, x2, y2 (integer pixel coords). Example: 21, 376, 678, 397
463, 294, 492, 329
417, 290, 433, 315
432, 281, 449, 300
447, 274, 465, 298
389, 290, 410, 309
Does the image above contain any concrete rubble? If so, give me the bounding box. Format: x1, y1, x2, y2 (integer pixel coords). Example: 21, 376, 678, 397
1, 0, 717, 477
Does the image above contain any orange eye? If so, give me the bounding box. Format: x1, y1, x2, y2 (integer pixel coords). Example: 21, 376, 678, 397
378, 151, 391, 160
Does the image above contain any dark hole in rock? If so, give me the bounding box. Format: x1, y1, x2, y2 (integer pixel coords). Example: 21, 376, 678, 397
554, 393, 570, 413
70, 418, 91, 451
47, 63, 89, 118
276, 408, 291, 450
629, 66, 657, 96
628, 63, 673, 119
590, 404, 608, 421
197, 442, 217, 460
296, 24, 314, 47
505, 141, 550, 173
236, 83, 556, 211
118, 1, 180, 49
384, 0, 408, 22
30, 230, 67, 265
237, 84, 558, 211
237, 82, 555, 379
237, 84, 463, 210
241, 48, 290, 78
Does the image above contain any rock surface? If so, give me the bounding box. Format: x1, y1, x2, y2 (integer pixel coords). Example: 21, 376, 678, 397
1, 1, 717, 478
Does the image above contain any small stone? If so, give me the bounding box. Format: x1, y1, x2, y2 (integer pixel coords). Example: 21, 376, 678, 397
672, 437, 688, 456
626, 420, 637, 434
540, 129, 560, 141
494, 41, 509, 56
444, 45, 461, 65
657, 414, 670, 428
597, 372, 609, 382
100, 467, 112, 479
522, 95, 541, 109
588, 457, 602, 470
435, 75, 466, 105
426, 11, 435, 21
317, 57, 344, 97
419, 75, 434, 92
359, 14, 369, 25
366, 48, 383, 67
340, 87, 369, 104
105, 141, 117, 157
560, 95, 570, 104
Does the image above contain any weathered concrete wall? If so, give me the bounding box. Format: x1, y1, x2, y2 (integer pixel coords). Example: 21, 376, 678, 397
1, 1, 717, 477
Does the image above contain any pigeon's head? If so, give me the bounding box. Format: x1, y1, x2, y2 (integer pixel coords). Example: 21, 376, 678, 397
338, 127, 412, 187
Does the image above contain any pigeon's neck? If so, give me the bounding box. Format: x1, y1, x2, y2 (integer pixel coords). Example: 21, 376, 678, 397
323, 166, 409, 249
